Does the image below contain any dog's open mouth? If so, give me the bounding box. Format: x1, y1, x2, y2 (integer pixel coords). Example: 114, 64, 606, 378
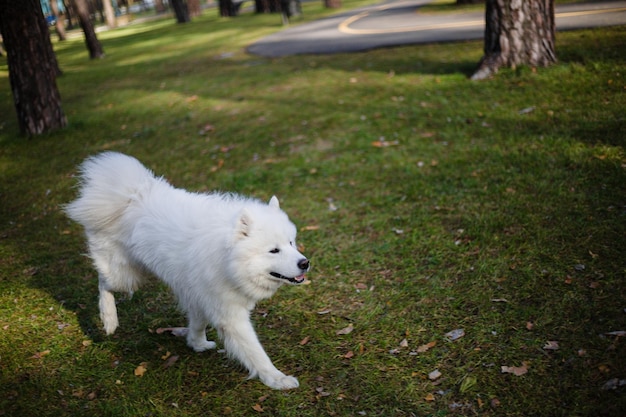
270, 272, 306, 284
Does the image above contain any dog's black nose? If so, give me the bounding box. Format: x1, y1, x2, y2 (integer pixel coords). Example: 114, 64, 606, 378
298, 258, 310, 271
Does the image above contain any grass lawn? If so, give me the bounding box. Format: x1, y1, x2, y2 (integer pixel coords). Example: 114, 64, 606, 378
1, 2, 625, 416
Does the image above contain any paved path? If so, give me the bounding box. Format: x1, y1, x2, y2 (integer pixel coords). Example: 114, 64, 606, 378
247, 0, 626, 57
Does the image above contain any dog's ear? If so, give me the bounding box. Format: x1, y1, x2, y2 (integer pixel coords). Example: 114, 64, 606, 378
268, 195, 280, 209
235, 209, 252, 238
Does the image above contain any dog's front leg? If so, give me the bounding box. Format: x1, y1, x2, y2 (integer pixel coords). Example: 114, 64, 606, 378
220, 313, 298, 390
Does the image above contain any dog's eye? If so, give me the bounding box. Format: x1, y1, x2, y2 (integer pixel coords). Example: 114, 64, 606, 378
269, 248, 280, 254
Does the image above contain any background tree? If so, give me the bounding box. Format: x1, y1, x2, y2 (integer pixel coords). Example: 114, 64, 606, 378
154, 0, 167, 13
188, 0, 202, 18
102, 0, 117, 28
49, 0, 67, 41
71, 0, 105, 58
0, 0, 67, 135
324, 0, 341, 8
219, 0, 238, 17
171, 0, 191, 22
472, 0, 556, 80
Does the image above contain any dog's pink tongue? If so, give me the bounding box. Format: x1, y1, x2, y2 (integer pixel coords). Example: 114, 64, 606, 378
295, 274, 306, 283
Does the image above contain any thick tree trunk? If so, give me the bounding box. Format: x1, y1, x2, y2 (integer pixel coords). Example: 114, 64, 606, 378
219, 0, 238, 16
172, 0, 191, 22
72, 0, 105, 58
103, 0, 117, 28
62, 0, 76, 29
154, 0, 167, 13
0, 0, 67, 135
255, 0, 280, 13
49, 0, 67, 41
471, 0, 556, 80
324, 0, 341, 8
188, 0, 202, 18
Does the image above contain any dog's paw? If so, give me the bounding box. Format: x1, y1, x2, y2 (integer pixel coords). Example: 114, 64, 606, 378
260, 373, 299, 390
189, 339, 217, 352
101, 317, 118, 335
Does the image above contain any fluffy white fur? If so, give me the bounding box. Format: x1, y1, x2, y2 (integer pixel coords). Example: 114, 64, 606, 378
66, 152, 309, 390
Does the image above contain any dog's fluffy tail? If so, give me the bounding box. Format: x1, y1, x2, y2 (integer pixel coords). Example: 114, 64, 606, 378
65, 152, 155, 232
67, 152, 157, 335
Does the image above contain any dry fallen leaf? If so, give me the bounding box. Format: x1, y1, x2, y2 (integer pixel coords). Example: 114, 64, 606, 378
252, 403, 264, 412
210, 159, 224, 173
501, 363, 528, 376
31, 350, 51, 359
344, 351, 354, 359
399, 338, 409, 348
543, 341, 559, 350
425, 393, 436, 401
134, 362, 148, 377
336, 324, 354, 335
371, 140, 399, 148
416, 341, 437, 353
428, 369, 442, 380
163, 355, 179, 369
445, 329, 465, 341
156, 327, 189, 337
299, 336, 310, 345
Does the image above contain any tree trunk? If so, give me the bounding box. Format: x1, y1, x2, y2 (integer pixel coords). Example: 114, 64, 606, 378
255, 0, 281, 13
0, 0, 68, 135
49, 0, 67, 41
219, 0, 238, 16
171, 0, 191, 22
72, 0, 105, 58
324, 0, 341, 8
103, 0, 117, 28
471, 0, 556, 80
62, 0, 76, 29
154, 0, 167, 13
188, 0, 202, 18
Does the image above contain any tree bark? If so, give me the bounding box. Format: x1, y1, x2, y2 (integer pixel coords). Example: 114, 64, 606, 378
62, 0, 76, 29
154, 0, 167, 13
188, 0, 202, 18
103, 0, 117, 28
0, 0, 67, 135
219, 0, 238, 16
171, 0, 191, 22
324, 0, 341, 8
472, 0, 556, 80
49, 0, 67, 41
255, 0, 280, 13
72, 0, 105, 58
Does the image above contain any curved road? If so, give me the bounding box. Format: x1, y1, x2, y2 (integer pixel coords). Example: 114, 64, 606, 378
247, 0, 626, 57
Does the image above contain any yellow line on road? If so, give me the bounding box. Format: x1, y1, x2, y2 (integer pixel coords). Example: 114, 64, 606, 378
338, 6, 626, 35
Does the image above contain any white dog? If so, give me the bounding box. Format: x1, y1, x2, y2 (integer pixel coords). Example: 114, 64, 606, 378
66, 152, 309, 389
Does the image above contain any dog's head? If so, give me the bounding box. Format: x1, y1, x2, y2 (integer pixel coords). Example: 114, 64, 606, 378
229, 196, 310, 300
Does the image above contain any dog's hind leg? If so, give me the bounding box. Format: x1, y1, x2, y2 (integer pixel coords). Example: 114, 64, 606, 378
89, 239, 144, 335
98, 278, 119, 335
186, 310, 217, 352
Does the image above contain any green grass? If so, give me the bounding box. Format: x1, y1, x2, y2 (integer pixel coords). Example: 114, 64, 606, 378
1, 3, 625, 416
